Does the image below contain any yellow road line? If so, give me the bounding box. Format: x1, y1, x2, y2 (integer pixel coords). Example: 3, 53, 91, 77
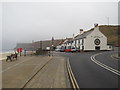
68, 60, 80, 89
67, 58, 80, 90
67, 62, 76, 89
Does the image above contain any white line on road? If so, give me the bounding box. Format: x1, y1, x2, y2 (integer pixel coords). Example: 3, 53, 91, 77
91, 53, 120, 76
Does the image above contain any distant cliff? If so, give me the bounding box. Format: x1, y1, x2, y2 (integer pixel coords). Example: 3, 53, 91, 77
15, 39, 62, 51
15, 43, 33, 51
99, 25, 119, 45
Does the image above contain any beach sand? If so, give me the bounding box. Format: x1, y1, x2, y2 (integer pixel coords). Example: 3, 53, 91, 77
0, 53, 13, 60
0, 51, 35, 60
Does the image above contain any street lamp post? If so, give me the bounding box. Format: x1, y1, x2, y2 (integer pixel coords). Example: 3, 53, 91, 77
51, 37, 54, 56
39, 40, 42, 50
41, 41, 42, 50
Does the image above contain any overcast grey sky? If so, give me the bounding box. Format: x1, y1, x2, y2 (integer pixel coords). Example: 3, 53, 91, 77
1, 1, 118, 51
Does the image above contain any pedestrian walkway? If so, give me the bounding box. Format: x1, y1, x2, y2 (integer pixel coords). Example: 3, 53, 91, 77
2, 56, 70, 88
112, 54, 120, 60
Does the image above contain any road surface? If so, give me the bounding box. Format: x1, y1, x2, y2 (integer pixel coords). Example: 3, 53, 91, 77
54, 49, 119, 88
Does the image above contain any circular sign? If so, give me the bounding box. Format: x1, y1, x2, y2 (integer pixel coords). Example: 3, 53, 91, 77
94, 39, 100, 45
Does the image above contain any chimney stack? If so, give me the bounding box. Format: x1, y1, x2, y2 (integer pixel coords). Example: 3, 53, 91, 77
94, 23, 99, 31
80, 29, 84, 34
94, 23, 98, 27
73, 34, 75, 39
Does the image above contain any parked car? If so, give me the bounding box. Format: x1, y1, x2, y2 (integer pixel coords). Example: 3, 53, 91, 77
55, 48, 61, 52
65, 46, 71, 52
71, 47, 77, 52
76, 48, 80, 52
114, 45, 120, 47
60, 48, 65, 52
55, 46, 61, 52
65, 49, 71, 52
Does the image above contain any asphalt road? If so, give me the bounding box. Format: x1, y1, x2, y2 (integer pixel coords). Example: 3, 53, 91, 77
54, 48, 119, 88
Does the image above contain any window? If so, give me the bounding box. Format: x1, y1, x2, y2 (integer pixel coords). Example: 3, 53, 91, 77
94, 39, 100, 45
109, 46, 112, 48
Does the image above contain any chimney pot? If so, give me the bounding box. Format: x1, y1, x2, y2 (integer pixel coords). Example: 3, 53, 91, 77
73, 34, 75, 39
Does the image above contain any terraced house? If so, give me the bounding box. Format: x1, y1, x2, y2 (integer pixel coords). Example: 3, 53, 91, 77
59, 24, 112, 51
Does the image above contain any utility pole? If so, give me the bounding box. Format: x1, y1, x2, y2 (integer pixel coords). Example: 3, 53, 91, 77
40, 40, 42, 50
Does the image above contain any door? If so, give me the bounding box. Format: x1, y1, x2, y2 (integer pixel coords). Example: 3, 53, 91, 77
95, 46, 100, 50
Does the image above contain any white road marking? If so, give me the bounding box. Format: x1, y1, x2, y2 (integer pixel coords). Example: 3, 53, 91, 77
91, 53, 120, 76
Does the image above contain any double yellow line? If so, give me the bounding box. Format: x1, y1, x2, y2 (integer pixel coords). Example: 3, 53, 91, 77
67, 58, 80, 90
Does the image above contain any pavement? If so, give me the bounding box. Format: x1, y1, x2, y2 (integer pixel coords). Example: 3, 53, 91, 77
2, 55, 71, 88
112, 54, 120, 60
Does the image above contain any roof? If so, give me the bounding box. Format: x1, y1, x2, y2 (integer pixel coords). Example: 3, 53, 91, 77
74, 30, 94, 40
58, 39, 65, 45
65, 38, 73, 43
66, 38, 73, 41
57, 27, 95, 44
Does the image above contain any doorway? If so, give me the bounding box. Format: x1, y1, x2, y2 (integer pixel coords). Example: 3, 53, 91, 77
95, 46, 100, 50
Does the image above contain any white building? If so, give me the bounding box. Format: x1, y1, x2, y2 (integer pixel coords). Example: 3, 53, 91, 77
60, 38, 72, 49
62, 24, 112, 51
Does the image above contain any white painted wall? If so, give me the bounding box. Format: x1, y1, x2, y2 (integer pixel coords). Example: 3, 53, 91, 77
76, 40, 80, 49
84, 27, 108, 51
107, 45, 113, 50
60, 26, 109, 51
79, 39, 83, 50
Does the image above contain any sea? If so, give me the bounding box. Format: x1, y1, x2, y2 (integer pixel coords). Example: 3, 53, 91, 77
0, 49, 15, 60
0, 49, 14, 54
